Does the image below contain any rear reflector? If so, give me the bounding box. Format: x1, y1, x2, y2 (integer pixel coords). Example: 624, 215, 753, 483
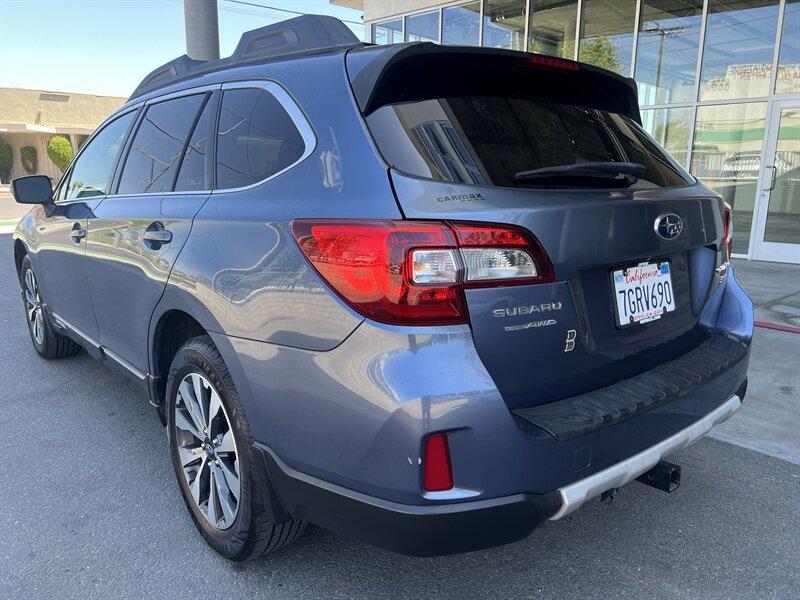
423, 433, 453, 492
291, 220, 554, 325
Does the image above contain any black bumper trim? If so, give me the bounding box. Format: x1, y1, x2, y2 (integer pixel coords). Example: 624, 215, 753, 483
254, 443, 562, 557
513, 333, 748, 442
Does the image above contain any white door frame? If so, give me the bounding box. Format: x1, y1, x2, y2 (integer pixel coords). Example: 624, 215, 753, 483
750, 97, 800, 264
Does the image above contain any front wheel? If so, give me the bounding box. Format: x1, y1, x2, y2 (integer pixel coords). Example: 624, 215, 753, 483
19, 255, 81, 359
166, 335, 306, 560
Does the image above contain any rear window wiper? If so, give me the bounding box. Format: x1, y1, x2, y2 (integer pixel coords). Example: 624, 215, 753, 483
514, 162, 646, 188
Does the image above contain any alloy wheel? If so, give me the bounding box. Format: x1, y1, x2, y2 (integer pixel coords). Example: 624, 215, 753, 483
23, 268, 45, 346
174, 372, 240, 530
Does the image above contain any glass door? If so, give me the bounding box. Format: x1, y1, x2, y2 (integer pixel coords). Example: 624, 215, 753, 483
752, 99, 800, 263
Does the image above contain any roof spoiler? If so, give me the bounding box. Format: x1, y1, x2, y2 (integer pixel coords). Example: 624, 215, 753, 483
131, 15, 361, 99
346, 43, 641, 123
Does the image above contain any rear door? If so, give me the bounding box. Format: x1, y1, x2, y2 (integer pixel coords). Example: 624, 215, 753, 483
357, 50, 726, 408
84, 88, 218, 375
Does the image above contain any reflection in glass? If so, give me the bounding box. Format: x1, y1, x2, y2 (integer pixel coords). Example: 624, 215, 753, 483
635, 1, 703, 105
699, 1, 780, 101
641, 107, 692, 167
372, 19, 402, 45
691, 102, 768, 250
483, 0, 527, 50
527, 0, 578, 58
578, 0, 637, 75
405, 11, 440, 42
442, 2, 481, 46
776, 0, 800, 93
764, 107, 800, 244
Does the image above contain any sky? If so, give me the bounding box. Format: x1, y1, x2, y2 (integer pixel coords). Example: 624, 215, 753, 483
0, 0, 364, 98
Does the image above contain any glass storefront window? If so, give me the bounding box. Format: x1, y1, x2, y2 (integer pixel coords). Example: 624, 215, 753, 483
699, 1, 780, 101
691, 102, 768, 250
372, 19, 402, 45
578, 0, 637, 76
764, 107, 800, 244
635, 1, 704, 105
641, 107, 692, 167
527, 0, 578, 58
776, 0, 800, 94
483, 0, 527, 50
405, 11, 440, 42
442, 2, 481, 46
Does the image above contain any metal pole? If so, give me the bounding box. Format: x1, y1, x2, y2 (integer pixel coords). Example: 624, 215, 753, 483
184, 0, 220, 60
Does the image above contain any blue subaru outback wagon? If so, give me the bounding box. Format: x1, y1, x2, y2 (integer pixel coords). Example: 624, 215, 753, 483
11, 15, 752, 559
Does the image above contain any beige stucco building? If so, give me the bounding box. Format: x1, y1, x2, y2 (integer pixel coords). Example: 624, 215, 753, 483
0, 88, 126, 182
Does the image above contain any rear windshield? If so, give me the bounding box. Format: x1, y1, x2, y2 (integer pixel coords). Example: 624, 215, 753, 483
367, 97, 693, 189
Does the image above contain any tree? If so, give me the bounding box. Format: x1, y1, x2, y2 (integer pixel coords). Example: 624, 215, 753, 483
21, 146, 38, 174
47, 135, 74, 172
560, 36, 621, 74
0, 141, 12, 183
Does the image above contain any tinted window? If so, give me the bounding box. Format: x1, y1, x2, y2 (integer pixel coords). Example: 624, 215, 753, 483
118, 94, 206, 195
216, 88, 305, 190
174, 95, 215, 192
368, 97, 693, 189
65, 111, 136, 200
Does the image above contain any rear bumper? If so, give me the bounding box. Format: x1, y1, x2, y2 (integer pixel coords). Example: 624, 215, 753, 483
256, 392, 742, 557
255, 442, 562, 556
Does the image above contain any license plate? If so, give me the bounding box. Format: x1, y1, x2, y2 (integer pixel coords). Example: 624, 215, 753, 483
612, 261, 675, 326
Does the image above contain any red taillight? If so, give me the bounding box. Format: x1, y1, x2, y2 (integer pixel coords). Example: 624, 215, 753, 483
723, 202, 733, 257
291, 220, 554, 325
423, 433, 453, 492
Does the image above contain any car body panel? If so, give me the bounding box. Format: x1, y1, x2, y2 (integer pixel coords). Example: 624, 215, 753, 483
26, 199, 101, 341
85, 192, 210, 373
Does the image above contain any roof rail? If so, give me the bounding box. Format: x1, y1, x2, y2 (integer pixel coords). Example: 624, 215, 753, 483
130, 15, 361, 99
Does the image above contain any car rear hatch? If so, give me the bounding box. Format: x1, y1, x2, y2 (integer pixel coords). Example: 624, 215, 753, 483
347, 43, 729, 409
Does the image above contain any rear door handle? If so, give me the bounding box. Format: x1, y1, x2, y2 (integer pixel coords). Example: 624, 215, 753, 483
142, 230, 173, 244
69, 224, 86, 241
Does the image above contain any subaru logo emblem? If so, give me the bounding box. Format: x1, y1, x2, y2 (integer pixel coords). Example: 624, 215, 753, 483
654, 213, 683, 240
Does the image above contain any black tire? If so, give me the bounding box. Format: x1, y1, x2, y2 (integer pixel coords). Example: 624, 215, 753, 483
166, 335, 305, 560
19, 255, 81, 360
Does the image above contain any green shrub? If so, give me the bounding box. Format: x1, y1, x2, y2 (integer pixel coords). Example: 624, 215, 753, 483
47, 135, 73, 172
21, 146, 38, 174
0, 142, 12, 183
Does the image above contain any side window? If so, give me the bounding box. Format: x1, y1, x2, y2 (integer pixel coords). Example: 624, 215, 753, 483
65, 111, 136, 200
215, 88, 305, 190
174, 95, 215, 192
118, 94, 206, 195
55, 169, 70, 202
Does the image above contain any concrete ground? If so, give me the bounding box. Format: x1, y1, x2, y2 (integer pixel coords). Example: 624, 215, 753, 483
0, 235, 798, 600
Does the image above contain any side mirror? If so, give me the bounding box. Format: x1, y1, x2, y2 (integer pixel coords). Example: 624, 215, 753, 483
11, 175, 53, 205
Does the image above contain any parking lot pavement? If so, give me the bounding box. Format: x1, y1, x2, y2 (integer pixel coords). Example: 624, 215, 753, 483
1, 233, 798, 600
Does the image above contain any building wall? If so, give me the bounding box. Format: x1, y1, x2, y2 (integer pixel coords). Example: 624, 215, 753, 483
0, 87, 125, 184
0, 88, 125, 132
362, 0, 450, 21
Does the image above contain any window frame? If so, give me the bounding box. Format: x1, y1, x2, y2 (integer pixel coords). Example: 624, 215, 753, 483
211, 80, 317, 195
109, 84, 222, 198
54, 106, 141, 205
